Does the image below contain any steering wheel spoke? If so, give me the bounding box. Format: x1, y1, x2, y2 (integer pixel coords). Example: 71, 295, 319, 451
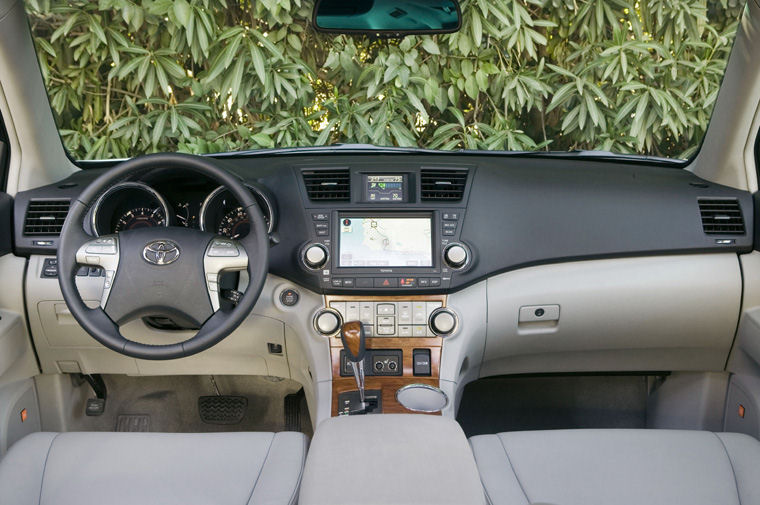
203, 237, 249, 312
75, 235, 120, 308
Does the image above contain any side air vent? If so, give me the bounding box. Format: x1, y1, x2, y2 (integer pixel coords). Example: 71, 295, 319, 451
698, 198, 745, 235
420, 169, 468, 201
302, 169, 350, 201
23, 199, 70, 236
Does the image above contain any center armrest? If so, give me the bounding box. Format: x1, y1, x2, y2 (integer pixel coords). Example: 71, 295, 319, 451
299, 414, 486, 505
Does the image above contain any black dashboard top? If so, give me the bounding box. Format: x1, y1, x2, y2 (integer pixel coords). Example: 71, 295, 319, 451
12, 152, 754, 294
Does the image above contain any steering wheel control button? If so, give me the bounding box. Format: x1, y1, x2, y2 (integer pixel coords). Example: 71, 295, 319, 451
430, 308, 458, 336
303, 244, 328, 270
207, 239, 240, 257
279, 288, 299, 306
443, 243, 469, 269
142, 240, 181, 265
314, 309, 342, 336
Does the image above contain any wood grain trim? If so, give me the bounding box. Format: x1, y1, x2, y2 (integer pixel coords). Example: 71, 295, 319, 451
330, 345, 440, 378
333, 377, 441, 415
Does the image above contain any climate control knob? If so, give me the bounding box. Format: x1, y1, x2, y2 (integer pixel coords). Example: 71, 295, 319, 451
443, 243, 469, 269
303, 244, 328, 270
429, 308, 458, 336
314, 309, 342, 336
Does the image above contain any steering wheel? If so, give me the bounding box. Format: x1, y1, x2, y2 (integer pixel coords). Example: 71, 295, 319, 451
57, 153, 269, 360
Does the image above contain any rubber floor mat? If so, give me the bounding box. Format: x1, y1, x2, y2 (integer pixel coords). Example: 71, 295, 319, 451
198, 395, 248, 424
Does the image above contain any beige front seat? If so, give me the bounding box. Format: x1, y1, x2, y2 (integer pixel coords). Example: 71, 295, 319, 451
470, 429, 760, 505
0, 431, 308, 505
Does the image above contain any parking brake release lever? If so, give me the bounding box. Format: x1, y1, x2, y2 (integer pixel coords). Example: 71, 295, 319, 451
340, 321, 367, 407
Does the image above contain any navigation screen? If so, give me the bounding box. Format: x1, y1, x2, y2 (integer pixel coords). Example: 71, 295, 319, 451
366, 175, 404, 202
339, 217, 433, 267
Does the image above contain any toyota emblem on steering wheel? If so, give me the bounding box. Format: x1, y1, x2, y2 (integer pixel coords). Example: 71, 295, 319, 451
142, 240, 180, 265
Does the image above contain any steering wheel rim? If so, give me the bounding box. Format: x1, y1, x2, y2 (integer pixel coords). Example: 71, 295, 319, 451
57, 153, 269, 360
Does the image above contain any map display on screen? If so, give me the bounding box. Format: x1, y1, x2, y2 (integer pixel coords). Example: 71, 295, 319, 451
339, 217, 433, 267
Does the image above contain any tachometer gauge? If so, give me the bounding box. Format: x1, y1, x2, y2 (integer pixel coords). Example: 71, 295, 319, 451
217, 207, 250, 239
115, 207, 166, 232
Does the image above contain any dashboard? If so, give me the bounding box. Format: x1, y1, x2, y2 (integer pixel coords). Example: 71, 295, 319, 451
88, 174, 275, 239
11, 153, 755, 295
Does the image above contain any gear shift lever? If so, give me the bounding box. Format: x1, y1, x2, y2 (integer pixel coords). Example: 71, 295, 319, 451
340, 321, 367, 406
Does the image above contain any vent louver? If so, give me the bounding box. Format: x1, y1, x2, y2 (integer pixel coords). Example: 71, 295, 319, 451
420, 169, 468, 201
698, 198, 745, 235
302, 169, 350, 201
23, 199, 70, 236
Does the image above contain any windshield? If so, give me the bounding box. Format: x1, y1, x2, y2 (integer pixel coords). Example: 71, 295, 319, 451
26, 0, 744, 161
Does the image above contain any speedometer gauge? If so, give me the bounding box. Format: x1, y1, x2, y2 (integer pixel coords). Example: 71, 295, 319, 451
217, 207, 249, 239
114, 207, 166, 232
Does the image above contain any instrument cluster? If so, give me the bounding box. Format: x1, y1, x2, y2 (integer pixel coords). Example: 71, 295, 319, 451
91, 179, 275, 238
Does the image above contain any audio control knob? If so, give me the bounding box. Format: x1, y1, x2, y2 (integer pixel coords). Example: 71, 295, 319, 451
444, 243, 469, 269
429, 308, 458, 336
314, 309, 342, 335
303, 244, 328, 270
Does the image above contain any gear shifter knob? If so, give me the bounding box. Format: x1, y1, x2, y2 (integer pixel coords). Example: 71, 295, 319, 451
340, 321, 367, 406
340, 320, 366, 363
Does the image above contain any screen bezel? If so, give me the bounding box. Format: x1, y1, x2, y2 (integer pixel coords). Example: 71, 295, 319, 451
362, 173, 408, 203
335, 212, 438, 272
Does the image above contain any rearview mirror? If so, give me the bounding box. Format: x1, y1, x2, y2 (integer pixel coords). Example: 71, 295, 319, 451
313, 0, 461, 36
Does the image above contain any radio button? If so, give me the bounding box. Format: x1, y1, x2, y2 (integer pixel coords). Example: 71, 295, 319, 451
356, 278, 373, 288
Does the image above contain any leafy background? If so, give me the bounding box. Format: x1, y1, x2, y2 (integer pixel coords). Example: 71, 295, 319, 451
26, 0, 744, 160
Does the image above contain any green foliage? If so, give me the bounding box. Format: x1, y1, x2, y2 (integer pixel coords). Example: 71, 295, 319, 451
25, 0, 744, 160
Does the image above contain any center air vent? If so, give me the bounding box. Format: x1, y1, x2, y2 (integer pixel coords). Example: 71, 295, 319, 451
302, 169, 350, 201
420, 169, 468, 201
23, 199, 70, 236
698, 198, 745, 235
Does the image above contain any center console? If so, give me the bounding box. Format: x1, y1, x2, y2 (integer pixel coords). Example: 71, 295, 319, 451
313, 295, 457, 416
299, 414, 487, 505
